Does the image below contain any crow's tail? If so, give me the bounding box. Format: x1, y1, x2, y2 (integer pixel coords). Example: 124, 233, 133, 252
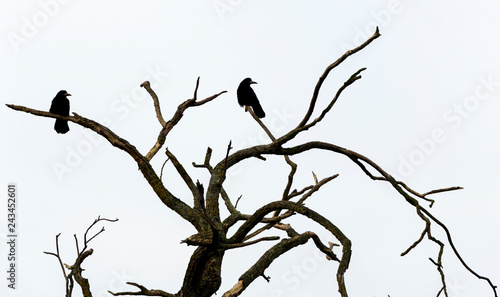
252, 102, 266, 118
54, 119, 69, 134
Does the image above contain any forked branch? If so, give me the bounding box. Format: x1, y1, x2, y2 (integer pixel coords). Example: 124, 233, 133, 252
298, 27, 380, 128
224, 201, 350, 297
43, 216, 118, 297
143, 77, 227, 160
9, 25, 496, 297
6, 104, 203, 230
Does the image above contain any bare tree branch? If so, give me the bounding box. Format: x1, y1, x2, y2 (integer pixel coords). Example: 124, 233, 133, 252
193, 147, 239, 216
402, 208, 448, 297
43, 233, 73, 297
109, 282, 174, 297
141, 80, 166, 126
219, 236, 280, 249
246, 107, 299, 217
6, 104, 144, 162
275, 141, 497, 296
247, 107, 276, 142
297, 27, 380, 128
165, 148, 202, 209
6, 104, 203, 230
226, 200, 351, 297
223, 230, 342, 297
44, 217, 119, 297
241, 173, 338, 242
420, 207, 498, 297
294, 173, 339, 205
143, 78, 227, 161
10, 24, 496, 297
72, 249, 94, 297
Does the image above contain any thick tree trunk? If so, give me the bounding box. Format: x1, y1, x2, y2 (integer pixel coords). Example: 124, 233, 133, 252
179, 247, 224, 297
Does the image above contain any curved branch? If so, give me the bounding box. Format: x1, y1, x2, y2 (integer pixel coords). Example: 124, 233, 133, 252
219, 236, 280, 250
242, 172, 338, 242
82, 216, 119, 253
218, 138, 495, 295
276, 141, 497, 296
295, 173, 339, 205
109, 282, 174, 297
72, 249, 93, 297
7, 104, 144, 163
300, 68, 366, 131
298, 27, 380, 128
141, 80, 166, 126
223, 232, 315, 297
43, 233, 73, 296
420, 207, 498, 297
277, 67, 367, 146
214, 66, 371, 178
143, 78, 227, 161
7, 104, 202, 230
227, 200, 351, 297
193, 147, 240, 217
165, 148, 202, 209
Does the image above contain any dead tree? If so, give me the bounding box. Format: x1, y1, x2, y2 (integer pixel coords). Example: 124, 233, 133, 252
7, 28, 497, 297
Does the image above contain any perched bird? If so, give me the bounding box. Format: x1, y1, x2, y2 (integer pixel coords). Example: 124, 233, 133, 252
237, 78, 265, 118
49, 90, 71, 134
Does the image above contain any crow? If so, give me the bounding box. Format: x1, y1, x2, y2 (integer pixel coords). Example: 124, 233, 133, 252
237, 78, 265, 118
49, 90, 71, 134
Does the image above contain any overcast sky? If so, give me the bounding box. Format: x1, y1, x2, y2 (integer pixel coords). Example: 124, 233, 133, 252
1, 1, 499, 297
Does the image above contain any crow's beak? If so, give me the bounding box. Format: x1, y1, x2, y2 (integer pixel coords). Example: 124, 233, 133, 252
250, 81, 257, 85
66, 93, 72, 96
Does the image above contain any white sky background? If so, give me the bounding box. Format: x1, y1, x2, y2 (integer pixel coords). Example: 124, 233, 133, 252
1, 1, 499, 296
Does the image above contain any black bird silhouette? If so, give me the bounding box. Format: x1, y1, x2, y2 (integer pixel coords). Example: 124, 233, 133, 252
49, 90, 71, 134
237, 78, 265, 118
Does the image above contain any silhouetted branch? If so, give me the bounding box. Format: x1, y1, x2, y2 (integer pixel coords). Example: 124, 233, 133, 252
6, 104, 202, 230
43, 233, 73, 297
71, 249, 94, 297
247, 107, 299, 218
247, 107, 276, 142
143, 78, 227, 161
193, 147, 239, 216
275, 141, 497, 296
219, 236, 280, 249
109, 282, 174, 297
159, 157, 170, 181
165, 148, 202, 208
402, 208, 448, 297
242, 172, 338, 242
421, 207, 498, 297
298, 27, 380, 128
10, 24, 495, 297
223, 230, 343, 297
44, 217, 118, 297
295, 173, 339, 205
6, 104, 144, 162
141, 80, 166, 126
226, 200, 351, 297
82, 216, 118, 252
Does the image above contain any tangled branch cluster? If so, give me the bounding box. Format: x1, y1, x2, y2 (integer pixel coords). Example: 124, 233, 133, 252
7, 27, 497, 297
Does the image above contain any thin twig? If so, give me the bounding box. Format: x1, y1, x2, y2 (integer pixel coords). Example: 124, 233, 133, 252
109, 282, 174, 296
165, 148, 201, 207
298, 27, 380, 128
143, 78, 226, 161
160, 157, 170, 181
